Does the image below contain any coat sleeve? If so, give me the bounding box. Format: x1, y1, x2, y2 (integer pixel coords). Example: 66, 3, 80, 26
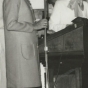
3, 0, 34, 32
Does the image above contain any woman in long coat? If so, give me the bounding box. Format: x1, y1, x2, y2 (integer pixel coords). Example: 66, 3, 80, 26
3, 0, 47, 87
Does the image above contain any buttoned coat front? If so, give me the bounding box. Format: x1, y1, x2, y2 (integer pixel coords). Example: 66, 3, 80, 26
3, 0, 41, 87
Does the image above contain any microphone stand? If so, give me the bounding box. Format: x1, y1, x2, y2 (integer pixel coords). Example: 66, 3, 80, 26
44, 0, 49, 88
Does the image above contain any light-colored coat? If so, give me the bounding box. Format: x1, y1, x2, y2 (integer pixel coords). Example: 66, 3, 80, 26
3, 0, 41, 87
0, 0, 6, 88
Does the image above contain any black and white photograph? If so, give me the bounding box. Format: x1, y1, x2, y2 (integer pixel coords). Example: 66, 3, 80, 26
0, 0, 88, 88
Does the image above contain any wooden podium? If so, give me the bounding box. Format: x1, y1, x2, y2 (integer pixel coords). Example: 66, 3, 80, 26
39, 17, 88, 88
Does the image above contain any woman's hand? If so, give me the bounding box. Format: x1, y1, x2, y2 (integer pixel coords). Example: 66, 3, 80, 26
33, 19, 48, 30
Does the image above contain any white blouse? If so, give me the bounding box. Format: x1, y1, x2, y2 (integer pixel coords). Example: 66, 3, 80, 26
81, 1, 88, 19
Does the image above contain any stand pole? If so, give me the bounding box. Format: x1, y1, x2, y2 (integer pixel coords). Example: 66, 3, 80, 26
44, 0, 49, 88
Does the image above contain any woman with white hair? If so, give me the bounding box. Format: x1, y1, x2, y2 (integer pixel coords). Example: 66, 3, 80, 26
0, 0, 6, 88
49, 0, 88, 32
